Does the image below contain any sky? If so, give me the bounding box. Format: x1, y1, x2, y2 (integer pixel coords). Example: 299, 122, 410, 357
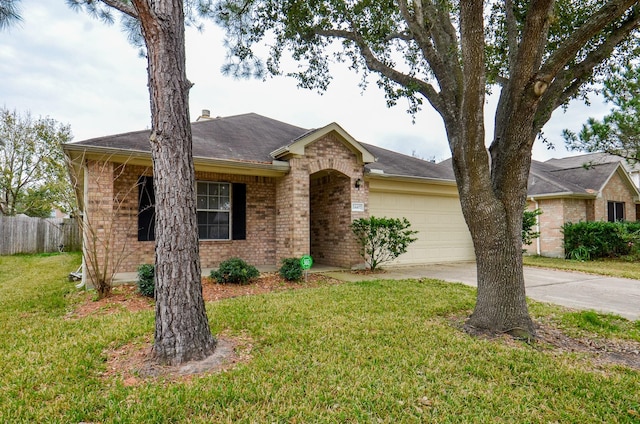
1, 1, 613, 162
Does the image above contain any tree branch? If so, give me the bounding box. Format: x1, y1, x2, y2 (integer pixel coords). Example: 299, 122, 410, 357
315, 27, 447, 117
539, 0, 637, 81
97, 0, 139, 19
535, 7, 640, 134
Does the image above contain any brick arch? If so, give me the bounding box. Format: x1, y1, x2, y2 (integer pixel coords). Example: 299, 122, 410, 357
307, 158, 358, 179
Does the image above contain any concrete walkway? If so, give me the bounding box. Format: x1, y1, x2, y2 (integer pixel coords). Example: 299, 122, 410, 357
323, 262, 640, 321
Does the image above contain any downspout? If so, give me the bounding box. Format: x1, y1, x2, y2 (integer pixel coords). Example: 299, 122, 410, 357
77, 162, 89, 289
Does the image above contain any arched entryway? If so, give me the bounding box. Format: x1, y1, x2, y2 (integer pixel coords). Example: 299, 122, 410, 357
309, 169, 353, 268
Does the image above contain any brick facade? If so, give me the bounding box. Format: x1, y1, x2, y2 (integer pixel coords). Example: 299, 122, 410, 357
276, 133, 367, 268
595, 170, 637, 222
84, 132, 369, 276
526, 169, 638, 257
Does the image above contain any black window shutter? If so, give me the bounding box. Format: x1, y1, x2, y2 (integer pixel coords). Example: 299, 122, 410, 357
608, 202, 615, 222
138, 176, 155, 241
232, 183, 246, 240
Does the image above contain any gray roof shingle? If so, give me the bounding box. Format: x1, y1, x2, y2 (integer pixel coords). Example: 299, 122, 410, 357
67, 112, 451, 180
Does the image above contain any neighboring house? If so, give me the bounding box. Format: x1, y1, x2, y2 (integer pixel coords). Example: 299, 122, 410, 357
526, 154, 640, 257
63, 112, 475, 283
546, 152, 640, 188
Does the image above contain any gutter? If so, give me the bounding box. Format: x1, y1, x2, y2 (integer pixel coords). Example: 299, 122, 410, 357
365, 169, 458, 186
63, 144, 290, 175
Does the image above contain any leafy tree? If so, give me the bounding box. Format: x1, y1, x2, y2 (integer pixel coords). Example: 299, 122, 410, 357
68, 0, 216, 365
0, 0, 21, 30
351, 217, 418, 271
215, 0, 640, 338
563, 63, 640, 161
0, 108, 72, 217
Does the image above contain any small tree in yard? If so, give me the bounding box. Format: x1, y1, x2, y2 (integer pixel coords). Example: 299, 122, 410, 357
351, 217, 418, 271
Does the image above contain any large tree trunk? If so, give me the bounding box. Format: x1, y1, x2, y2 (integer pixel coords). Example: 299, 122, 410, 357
462, 194, 535, 338
133, 0, 216, 365
452, 0, 537, 338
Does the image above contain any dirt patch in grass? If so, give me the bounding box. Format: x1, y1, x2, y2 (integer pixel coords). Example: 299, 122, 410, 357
458, 317, 640, 371
102, 331, 255, 386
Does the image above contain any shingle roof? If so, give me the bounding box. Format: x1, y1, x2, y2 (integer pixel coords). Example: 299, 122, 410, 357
363, 143, 455, 181
66, 112, 452, 181
527, 160, 601, 196
436, 155, 627, 197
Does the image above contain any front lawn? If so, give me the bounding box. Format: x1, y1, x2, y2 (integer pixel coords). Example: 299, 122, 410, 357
524, 254, 640, 280
1, 253, 639, 423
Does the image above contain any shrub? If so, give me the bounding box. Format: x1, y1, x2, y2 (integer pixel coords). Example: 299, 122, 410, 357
210, 258, 260, 284
351, 216, 418, 271
136, 264, 155, 298
279, 257, 303, 281
562, 221, 640, 260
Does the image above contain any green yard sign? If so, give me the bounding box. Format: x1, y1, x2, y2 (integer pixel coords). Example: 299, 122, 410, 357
300, 255, 313, 270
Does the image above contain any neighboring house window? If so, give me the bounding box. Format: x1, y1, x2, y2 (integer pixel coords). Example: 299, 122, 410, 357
138, 176, 155, 242
607, 201, 625, 222
137, 178, 246, 242
197, 182, 231, 240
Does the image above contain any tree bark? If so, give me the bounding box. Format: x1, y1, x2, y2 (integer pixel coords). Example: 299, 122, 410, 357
452, 0, 537, 338
132, 0, 216, 365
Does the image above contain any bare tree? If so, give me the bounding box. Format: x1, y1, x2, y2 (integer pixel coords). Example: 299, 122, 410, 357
66, 154, 149, 299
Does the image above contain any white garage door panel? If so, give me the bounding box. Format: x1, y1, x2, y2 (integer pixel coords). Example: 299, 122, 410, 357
369, 191, 475, 264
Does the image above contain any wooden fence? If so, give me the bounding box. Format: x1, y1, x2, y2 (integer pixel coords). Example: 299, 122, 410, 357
0, 216, 81, 255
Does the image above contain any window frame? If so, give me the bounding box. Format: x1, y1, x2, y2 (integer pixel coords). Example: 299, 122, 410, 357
607, 201, 625, 222
196, 181, 232, 241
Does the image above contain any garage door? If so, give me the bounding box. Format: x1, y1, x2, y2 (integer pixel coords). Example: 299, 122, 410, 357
369, 189, 475, 265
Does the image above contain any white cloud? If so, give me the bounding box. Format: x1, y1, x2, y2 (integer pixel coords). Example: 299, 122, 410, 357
1, 1, 608, 162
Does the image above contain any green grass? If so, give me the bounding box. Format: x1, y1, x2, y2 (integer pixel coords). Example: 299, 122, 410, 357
1, 253, 639, 423
524, 254, 640, 280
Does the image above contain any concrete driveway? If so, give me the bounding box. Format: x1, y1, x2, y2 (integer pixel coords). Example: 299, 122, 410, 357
325, 262, 640, 321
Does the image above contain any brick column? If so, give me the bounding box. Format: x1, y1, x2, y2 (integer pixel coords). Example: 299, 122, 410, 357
276, 159, 310, 262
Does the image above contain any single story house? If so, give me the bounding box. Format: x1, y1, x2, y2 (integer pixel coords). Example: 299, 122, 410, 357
526, 154, 640, 257
63, 112, 475, 284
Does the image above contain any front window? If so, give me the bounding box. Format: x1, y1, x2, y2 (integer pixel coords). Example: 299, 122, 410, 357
197, 182, 230, 240
607, 201, 624, 222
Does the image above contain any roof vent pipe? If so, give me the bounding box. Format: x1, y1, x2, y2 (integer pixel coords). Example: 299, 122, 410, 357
197, 109, 213, 121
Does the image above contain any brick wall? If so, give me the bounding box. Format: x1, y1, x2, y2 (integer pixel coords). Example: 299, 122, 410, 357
276, 133, 367, 267
86, 162, 278, 275
596, 170, 637, 222
310, 172, 353, 267
85, 132, 371, 275
527, 170, 637, 258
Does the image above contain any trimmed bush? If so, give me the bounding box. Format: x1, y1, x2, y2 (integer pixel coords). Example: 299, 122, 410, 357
279, 257, 303, 281
351, 216, 418, 271
136, 264, 155, 298
563, 221, 640, 260
210, 257, 260, 284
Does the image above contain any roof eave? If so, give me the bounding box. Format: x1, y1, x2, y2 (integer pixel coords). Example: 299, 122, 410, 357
63, 144, 290, 176
271, 122, 376, 164
365, 171, 457, 186
527, 192, 596, 200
